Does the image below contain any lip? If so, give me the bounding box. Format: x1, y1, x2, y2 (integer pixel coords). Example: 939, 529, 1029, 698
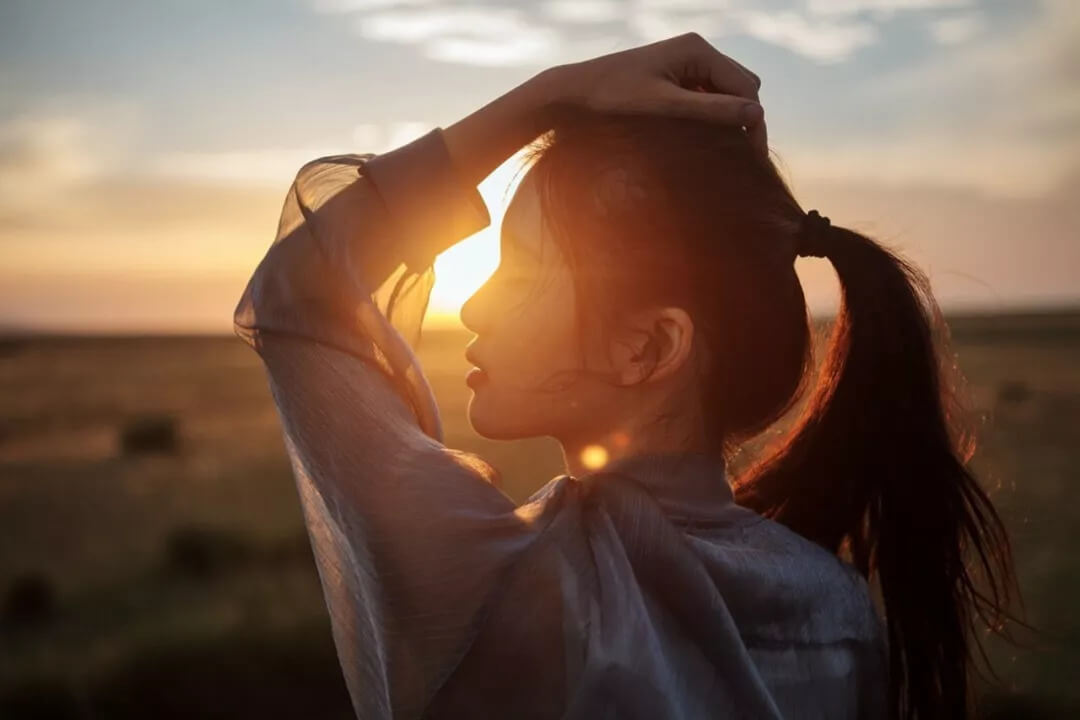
465, 367, 489, 388
464, 344, 487, 371
464, 343, 490, 387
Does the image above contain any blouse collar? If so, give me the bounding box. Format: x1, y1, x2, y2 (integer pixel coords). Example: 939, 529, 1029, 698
575, 449, 735, 522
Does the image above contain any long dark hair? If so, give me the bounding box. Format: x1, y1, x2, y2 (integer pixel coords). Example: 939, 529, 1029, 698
521, 111, 1020, 719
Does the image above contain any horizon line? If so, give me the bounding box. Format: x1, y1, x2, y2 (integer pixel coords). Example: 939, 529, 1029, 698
4, 303, 1080, 339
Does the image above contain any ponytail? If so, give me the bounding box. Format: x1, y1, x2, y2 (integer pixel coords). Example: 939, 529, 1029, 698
519, 111, 1020, 717
734, 222, 1020, 719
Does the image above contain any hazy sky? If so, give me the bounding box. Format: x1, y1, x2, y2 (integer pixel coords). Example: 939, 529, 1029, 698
1, 0, 1077, 332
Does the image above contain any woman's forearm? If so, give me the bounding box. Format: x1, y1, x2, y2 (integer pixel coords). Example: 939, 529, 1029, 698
442, 65, 569, 189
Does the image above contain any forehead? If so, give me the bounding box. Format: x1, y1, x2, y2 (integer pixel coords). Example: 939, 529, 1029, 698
501, 171, 545, 256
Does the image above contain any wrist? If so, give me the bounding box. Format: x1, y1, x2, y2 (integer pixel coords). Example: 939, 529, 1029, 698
443, 66, 572, 188
525, 64, 578, 131
536, 62, 587, 117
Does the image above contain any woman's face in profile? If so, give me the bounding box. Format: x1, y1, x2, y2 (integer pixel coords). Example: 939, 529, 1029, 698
459, 171, 614, 442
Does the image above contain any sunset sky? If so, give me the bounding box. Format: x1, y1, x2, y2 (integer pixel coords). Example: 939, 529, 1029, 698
1, 0, 1077, 333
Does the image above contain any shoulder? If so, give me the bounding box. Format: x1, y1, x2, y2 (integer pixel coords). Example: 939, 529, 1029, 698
693, 512, 884, 647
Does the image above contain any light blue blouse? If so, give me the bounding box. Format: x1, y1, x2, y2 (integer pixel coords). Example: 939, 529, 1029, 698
233, 127, 888, 719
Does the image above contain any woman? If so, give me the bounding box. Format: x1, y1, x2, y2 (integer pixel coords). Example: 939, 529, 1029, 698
234, 34, 1017, 719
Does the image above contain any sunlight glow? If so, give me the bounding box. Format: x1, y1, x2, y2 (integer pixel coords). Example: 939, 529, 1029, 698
581, 444, 610, 470
424, 150, 531, 325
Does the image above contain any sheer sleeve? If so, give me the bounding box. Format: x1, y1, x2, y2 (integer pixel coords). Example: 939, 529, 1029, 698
233, 129, 542, 719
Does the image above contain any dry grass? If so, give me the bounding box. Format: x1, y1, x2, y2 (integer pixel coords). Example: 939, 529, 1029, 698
0, 310, 1077, 717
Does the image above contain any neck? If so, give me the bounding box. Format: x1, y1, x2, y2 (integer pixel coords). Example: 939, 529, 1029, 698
566, 446, 734, 522
559, 421, 710, 479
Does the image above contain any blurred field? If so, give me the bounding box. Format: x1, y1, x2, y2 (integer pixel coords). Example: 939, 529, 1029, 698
1, 310, 1078, 718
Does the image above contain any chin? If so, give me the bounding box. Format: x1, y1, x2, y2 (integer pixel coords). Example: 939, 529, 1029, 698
466, 395, 527, 440
466, 409, 508, 440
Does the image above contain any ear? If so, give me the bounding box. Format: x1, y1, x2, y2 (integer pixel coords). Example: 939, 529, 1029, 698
611, 306, 696, 385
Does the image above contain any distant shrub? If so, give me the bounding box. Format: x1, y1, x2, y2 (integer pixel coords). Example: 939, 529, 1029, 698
0, 337, 28, 359
87, 623, 352, 719
164, 525, 253, 580
119, 414, 179, 455
2, 572, 56, 628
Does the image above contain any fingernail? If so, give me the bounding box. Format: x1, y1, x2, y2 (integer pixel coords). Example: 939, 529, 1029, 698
741, 103, 763, 125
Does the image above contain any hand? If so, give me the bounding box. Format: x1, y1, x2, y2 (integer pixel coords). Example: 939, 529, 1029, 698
442, 33, 766, 190
555, 33, 767, 156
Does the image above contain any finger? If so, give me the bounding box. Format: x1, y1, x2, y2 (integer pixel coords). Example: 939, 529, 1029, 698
663, 88, 769, 157
727, 57, 762, 95
703, 49, 761, 102
663, 88, 762, 128
746, 116, 768, 158
677, 34, 761, 101
741, 104, 769, 159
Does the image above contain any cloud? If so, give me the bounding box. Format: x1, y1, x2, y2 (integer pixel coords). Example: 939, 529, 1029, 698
891, 0, 1078, 106
927, 12, 985, 44
352, 120, 433, 150
807, 0, 973, 16
542, 0, 623, 24
3, 1, 1077, 334
144, 122, 435, 187
311, 0, 436, 12
426, 34, 563, 66
628, 8, 726, 42
0, 113, 432, 197
358, 7, 517, 43
0, 101, 141, 217
778, 128, 1080, 199
0, 108, 444, 303
0, 116, 100, 206
734, 10, 878, 62
148, 146, 344, 187
310, 0, 900, 66
354, 6, 564, 65
310, 0, 1011, 66
853, 0, 1080, 195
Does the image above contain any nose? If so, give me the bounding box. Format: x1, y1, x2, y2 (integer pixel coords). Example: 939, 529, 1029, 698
459, 282, 490, 334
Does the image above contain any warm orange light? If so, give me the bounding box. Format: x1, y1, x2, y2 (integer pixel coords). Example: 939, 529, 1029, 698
426, 152, 529, 323
581, 444, 609, 470
427, 229, 499, 325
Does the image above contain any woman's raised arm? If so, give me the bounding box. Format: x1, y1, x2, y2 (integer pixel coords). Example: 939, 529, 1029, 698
234, 128, 552, 719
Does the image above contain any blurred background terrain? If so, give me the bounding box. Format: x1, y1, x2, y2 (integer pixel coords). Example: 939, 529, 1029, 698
1, 311, 1078, 718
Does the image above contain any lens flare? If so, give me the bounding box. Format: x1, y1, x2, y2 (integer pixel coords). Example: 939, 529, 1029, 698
580, 444, 609, 470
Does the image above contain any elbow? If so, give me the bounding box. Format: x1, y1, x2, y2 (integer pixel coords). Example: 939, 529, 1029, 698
231, 175, 306, 340
232, 273, 262, 348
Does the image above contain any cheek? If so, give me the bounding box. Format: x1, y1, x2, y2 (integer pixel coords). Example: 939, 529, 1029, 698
496, 275, 578, 380
468, 274, 580, 435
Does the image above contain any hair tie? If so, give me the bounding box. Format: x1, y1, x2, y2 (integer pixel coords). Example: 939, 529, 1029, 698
796, 209, 832, 259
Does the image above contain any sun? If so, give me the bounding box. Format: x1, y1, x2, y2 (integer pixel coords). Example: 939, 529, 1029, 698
424, 151, 531, 328
425, 230, 499, 328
